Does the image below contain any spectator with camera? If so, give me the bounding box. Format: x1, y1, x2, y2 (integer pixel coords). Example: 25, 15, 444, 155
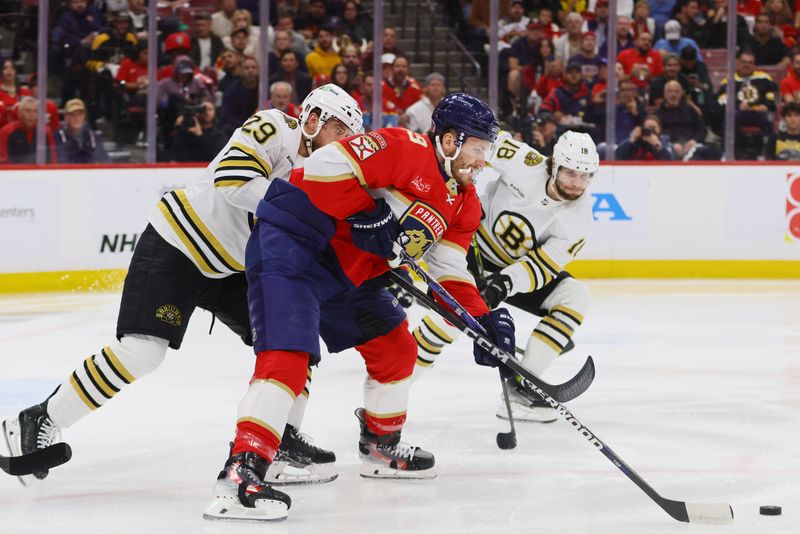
55, 98, 109, 164
766, 103, 800, 160
655, 80, 708, 160
615, 115, 673, 160
172, 100, 226, 162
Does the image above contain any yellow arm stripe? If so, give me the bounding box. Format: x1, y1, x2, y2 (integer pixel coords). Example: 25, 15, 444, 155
213, 179, 250, 188
529, 254, 555, 285
303, 172, 359, 183
422, 315, 454, 343
215, 158, 268, 175
535, 247, 561, 274
437, 239, 467, 255
532, 330, 564, 353
70, 374, 98, 410
416, 357, 434, 367
157, 201, 218, 275
236, 416, 282, 441
103, 346, 136, 383
477, 226, 515, 265
86, 357, 117, 398
413, 328, 442, 354
334, 143, 368, 187
553, 305, 585, 324
520, 259, 539, 291
227, 142, 272, 176
175, 191, 244, 271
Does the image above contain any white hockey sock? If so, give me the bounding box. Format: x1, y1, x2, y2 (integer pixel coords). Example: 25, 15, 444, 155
523, 305, 584, 376
236, 379, 295, 452
411, 315, 460, 381
363, 375, 411, 434
285, 368, 312, 429
47, 335, 168, 429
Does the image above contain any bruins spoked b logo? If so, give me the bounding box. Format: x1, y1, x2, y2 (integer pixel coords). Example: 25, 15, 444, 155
155, 304, 183, 327
492, 211, 536, 259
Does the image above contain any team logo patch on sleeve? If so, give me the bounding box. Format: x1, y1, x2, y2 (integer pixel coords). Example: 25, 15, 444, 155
399, 201, 447, 259
155, 305, 183, 327
524, 151, 544, 166
349, 135, 382, 161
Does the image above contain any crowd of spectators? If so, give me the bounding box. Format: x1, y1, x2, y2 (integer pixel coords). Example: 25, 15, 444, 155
1, 0, 800, 163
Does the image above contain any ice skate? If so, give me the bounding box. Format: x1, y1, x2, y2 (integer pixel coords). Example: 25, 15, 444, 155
2, 400, 61, 486
203, 452, 291, 522
355, 408, 436, 479
495, 381, 557, 423
265, 424, 338, 485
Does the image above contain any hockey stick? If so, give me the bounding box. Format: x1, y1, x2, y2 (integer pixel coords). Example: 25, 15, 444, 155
391, 255, 733, 525
0, 443, 72, 477
389, 252, 593, 403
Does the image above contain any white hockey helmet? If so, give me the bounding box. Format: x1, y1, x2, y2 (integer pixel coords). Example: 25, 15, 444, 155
299, 83, 364, 137
552, 130, 599, 179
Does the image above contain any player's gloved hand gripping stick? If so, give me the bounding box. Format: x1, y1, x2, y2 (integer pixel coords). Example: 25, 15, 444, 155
389, 250, 734, 525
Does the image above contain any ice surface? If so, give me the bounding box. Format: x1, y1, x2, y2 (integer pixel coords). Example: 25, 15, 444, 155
1, 281, 798, 533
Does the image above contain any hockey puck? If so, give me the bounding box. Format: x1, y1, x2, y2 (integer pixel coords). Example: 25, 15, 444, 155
496, 432, 516, 450
759, 506, 782, 516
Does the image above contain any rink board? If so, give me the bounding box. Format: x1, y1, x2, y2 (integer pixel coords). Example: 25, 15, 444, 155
0, 163, 799, 292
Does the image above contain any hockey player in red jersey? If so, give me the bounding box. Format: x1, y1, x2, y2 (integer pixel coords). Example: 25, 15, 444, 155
203, 94, 517, 522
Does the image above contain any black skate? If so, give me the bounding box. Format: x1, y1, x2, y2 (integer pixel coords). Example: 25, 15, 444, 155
355, 408, 436, 479
2, 400, 62, 486
203, 451, 292, 522
496, 380, 558, 423
265, 424, 338, 485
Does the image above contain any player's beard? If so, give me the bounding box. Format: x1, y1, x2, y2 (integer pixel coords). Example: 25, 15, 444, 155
552, 176, 585, 201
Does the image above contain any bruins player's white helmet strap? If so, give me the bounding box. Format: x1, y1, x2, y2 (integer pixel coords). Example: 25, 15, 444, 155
552, 131, 599, 178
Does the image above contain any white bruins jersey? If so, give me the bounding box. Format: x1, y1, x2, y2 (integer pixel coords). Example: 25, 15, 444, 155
474, 132, 592, 294
148, 109, 304, 278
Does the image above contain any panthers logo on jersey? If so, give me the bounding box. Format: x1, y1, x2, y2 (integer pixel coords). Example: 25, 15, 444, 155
492, 211, 536, 259
399, 201, 447, 259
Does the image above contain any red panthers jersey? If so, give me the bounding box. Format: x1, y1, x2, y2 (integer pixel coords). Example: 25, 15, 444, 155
291, 127, 488, 317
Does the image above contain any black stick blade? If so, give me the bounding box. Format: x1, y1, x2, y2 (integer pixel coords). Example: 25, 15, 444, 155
0, 443, 72, 476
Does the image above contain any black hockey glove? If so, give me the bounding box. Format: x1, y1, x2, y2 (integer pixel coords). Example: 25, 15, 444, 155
387, 269, 415, 308
346, 198, 400, 259
474, 308, 516, 379
480, 272, 513, 310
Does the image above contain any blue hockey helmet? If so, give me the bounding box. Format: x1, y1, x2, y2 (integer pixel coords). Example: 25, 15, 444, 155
430, 93, 499, 146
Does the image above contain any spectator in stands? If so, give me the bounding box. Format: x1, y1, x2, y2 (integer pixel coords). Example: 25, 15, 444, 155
267, 81, 301, 118
55, 98, 109, 164
361, 28, 405, 71
618, 31, 663, 90
557, 0, 587, 25
586, 76, 644, 143
173, 99, 226, 162
269, 30, 307, 75
530, 112, 558, 155
49, 0, 105, 68
780, 50, 800, 103
191, 13, 225, 72
466, 0, 510, 48
554, 12, 584, 61
86, 11, 138, 121
331, 63, 356, 92
306, 25, 341, 77
715, 50, 778, 158
24, 74, 61, 131
654, 20, 703, 60
704, 0, 750, 48
157, 56, 212, 139
507, 22, 544, 114
648, 0, 676, 31
649, 53, 690, 106
599, 15, 634, 57
499, 0, 530, 45
534, 56, 564, 103
270, 50, 312, 103
673, 0, 707, 44
742, 14, 790, 66
113, 43, 147, 144
275, 12, 311, 55
158, 32, 192, 81
571, 32, 604, 84
631, 0, 656, 37
216, 49, 242, 95
679, 45, 711, 93
537, 8, 561, 41
616, 114, 673, 160
0, 58, 29, 128
0, 97, 57, 164
766, 102, 800, 160
655, 80, 707, 159
763, 0, 795, 27
382, 56, 422, 114
352, 73, 398, 130
212, 0, 238, 39
587, 0, 610, 48
296, 0, 332, 40
223, 11, 261, 62
539, 61, 591, 125
338, 0, 372, 44
225, 28, 254, 61
221, 55, 259, 134
126, 0, 147, 41
340, 45, 361, 80
404, 72, 446, 133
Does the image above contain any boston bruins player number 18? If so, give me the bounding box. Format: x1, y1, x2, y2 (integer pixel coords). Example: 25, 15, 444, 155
411, 130, 599, 422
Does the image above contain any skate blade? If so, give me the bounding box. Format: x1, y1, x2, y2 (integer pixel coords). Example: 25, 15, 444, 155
202, 495, 288, 522
358, 461, 437, 479
2, 419, 34, 487
265, 460, 339, 486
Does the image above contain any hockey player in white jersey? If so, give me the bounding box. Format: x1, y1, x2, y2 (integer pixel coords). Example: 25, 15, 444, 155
411, 130, 598, 422
2, 85, 363, 485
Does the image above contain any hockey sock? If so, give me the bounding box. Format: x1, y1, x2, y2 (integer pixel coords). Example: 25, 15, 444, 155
232, 350, 308, 461
411, 315, 460, 380
523, 305, 584, 376
357, 321, 417, 435
47, 335, 169, 429
285, 367, 312, 429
